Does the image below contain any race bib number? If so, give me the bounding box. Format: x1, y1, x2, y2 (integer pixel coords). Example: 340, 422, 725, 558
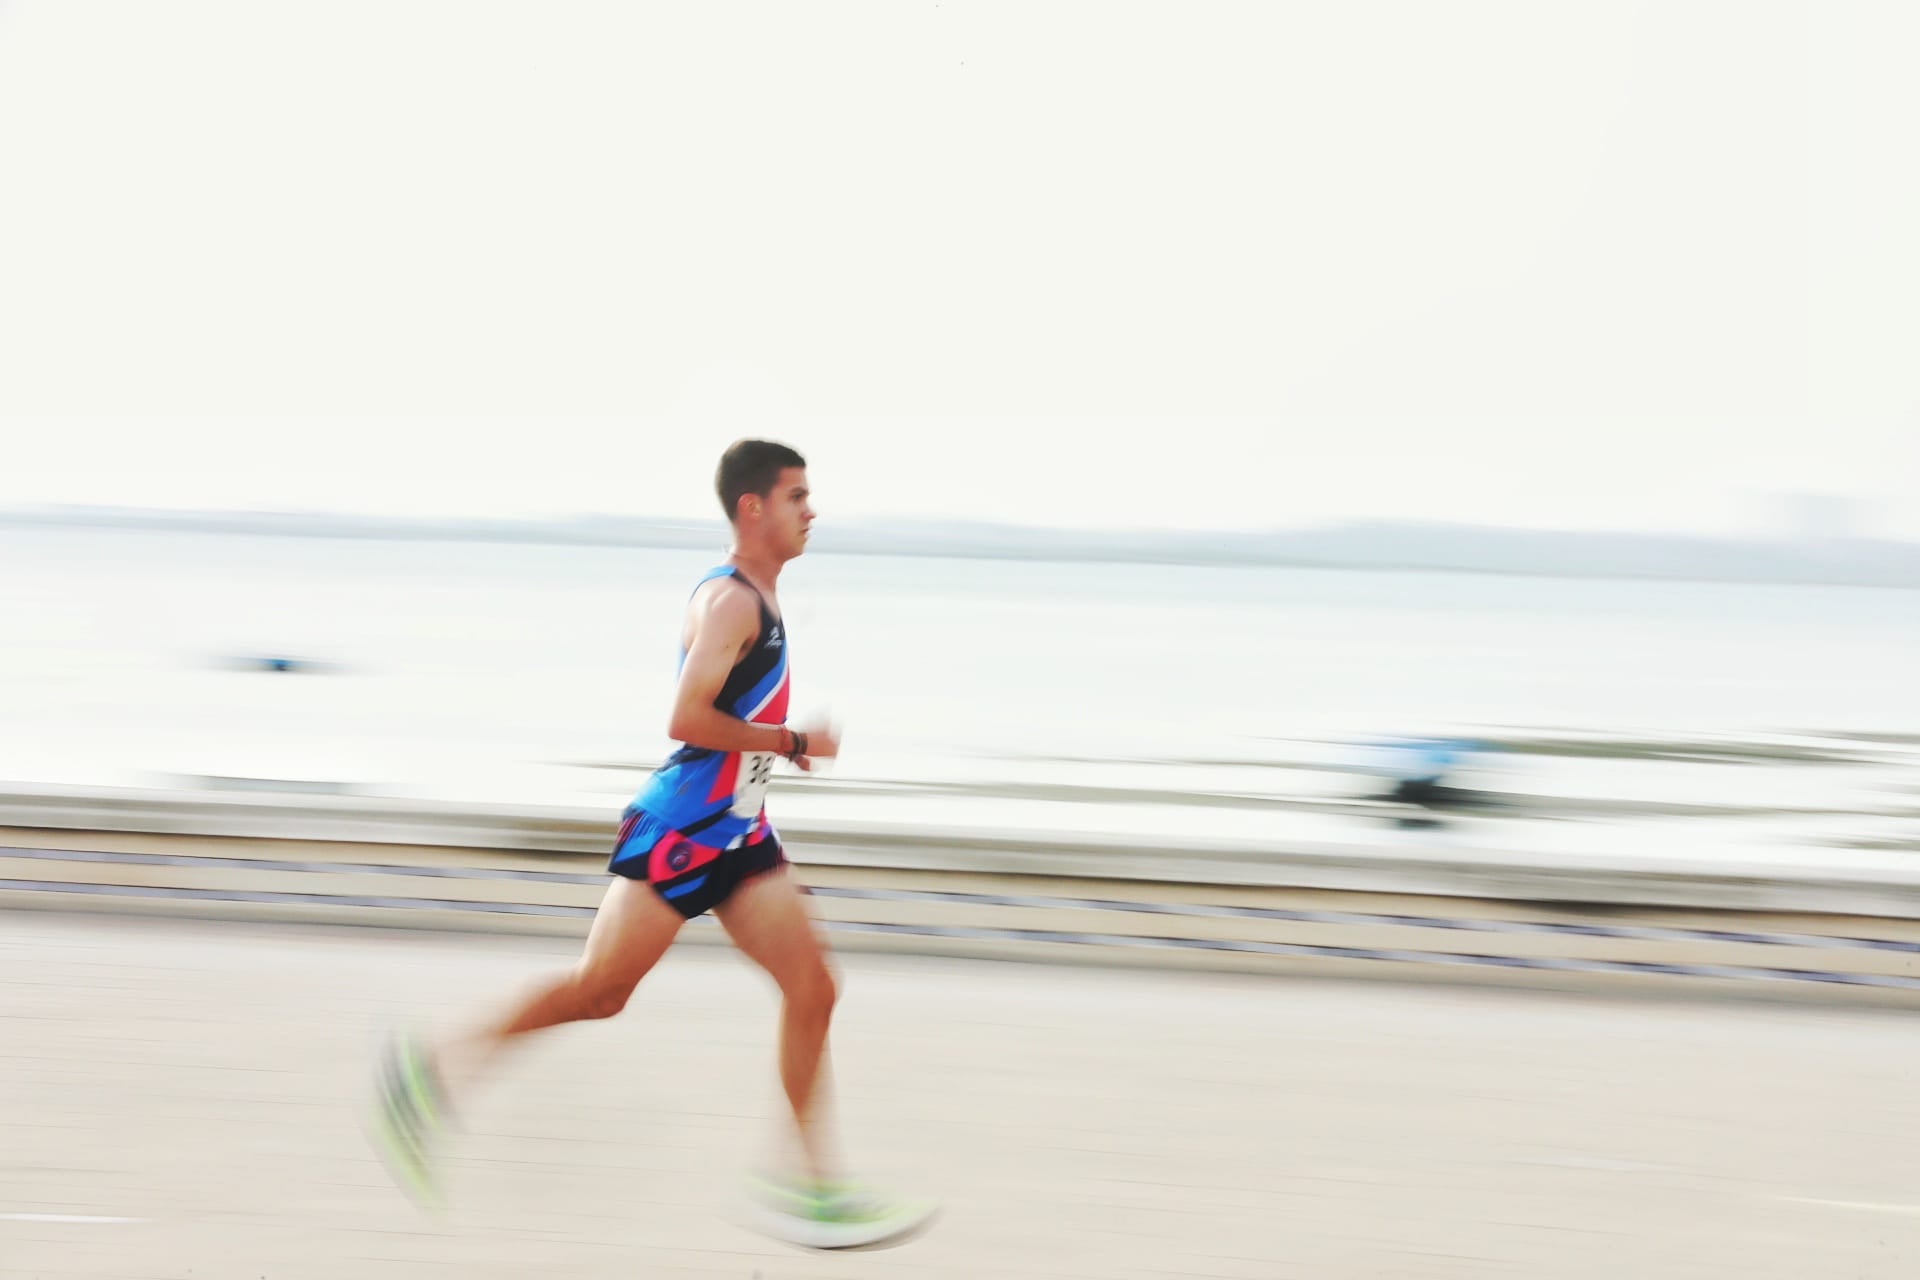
732, 750, 775, 818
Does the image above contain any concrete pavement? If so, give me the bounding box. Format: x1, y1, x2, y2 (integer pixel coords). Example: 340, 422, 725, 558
4, 910, 1920, 1278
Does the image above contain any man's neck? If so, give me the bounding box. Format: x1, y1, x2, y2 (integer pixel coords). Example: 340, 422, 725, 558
727, 549, 783, 593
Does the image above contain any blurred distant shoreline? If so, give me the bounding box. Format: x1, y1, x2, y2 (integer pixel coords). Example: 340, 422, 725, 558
6, 504, 1920, 589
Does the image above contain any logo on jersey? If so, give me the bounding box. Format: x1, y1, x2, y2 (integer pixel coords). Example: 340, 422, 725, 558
765, 624, 783, 649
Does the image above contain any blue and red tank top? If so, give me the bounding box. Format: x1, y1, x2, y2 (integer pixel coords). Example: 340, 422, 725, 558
632, 566, 789, 846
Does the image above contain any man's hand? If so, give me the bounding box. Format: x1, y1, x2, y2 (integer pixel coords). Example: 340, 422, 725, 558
788, 720, 840, 771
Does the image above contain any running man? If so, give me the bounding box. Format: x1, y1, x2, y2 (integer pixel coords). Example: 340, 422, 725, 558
371, 439, 935, 1249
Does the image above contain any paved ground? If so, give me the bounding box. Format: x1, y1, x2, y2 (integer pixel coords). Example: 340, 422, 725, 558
4, 908, 1920, 1279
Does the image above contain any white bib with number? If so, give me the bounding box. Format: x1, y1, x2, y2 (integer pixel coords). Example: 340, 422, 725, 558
732, 750, 776, 818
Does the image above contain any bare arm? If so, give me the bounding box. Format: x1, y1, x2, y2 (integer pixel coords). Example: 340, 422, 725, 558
665, 584, 798, 756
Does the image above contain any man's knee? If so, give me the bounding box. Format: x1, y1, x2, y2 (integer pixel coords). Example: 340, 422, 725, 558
786, 963, 838, 1019
571, 966, 638, 1021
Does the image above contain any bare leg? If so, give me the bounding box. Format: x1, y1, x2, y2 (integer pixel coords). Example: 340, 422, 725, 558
434, 875, 685, 1100
714, 867, 840, 1181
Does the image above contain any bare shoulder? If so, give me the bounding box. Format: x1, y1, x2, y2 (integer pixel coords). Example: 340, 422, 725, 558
690, 574, 761, 616
686, 576, 762, 645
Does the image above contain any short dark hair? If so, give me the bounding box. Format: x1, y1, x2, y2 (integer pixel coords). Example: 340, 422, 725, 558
716, 439, 807, 523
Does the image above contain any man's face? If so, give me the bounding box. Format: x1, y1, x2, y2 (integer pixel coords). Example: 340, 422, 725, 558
754, 466, 813, 557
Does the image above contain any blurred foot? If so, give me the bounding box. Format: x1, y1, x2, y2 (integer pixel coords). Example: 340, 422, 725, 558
366, 1032, 450, 1209
746, 1172, 938, 1249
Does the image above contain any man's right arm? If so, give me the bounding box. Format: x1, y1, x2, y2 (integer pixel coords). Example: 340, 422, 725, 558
665, 585, 801, 758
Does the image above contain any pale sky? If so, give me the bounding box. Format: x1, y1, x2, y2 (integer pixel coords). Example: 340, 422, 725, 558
1, 1, 1915, 537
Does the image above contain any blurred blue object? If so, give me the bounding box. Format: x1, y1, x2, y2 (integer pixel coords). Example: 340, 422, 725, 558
1362, 736, 1495, 826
